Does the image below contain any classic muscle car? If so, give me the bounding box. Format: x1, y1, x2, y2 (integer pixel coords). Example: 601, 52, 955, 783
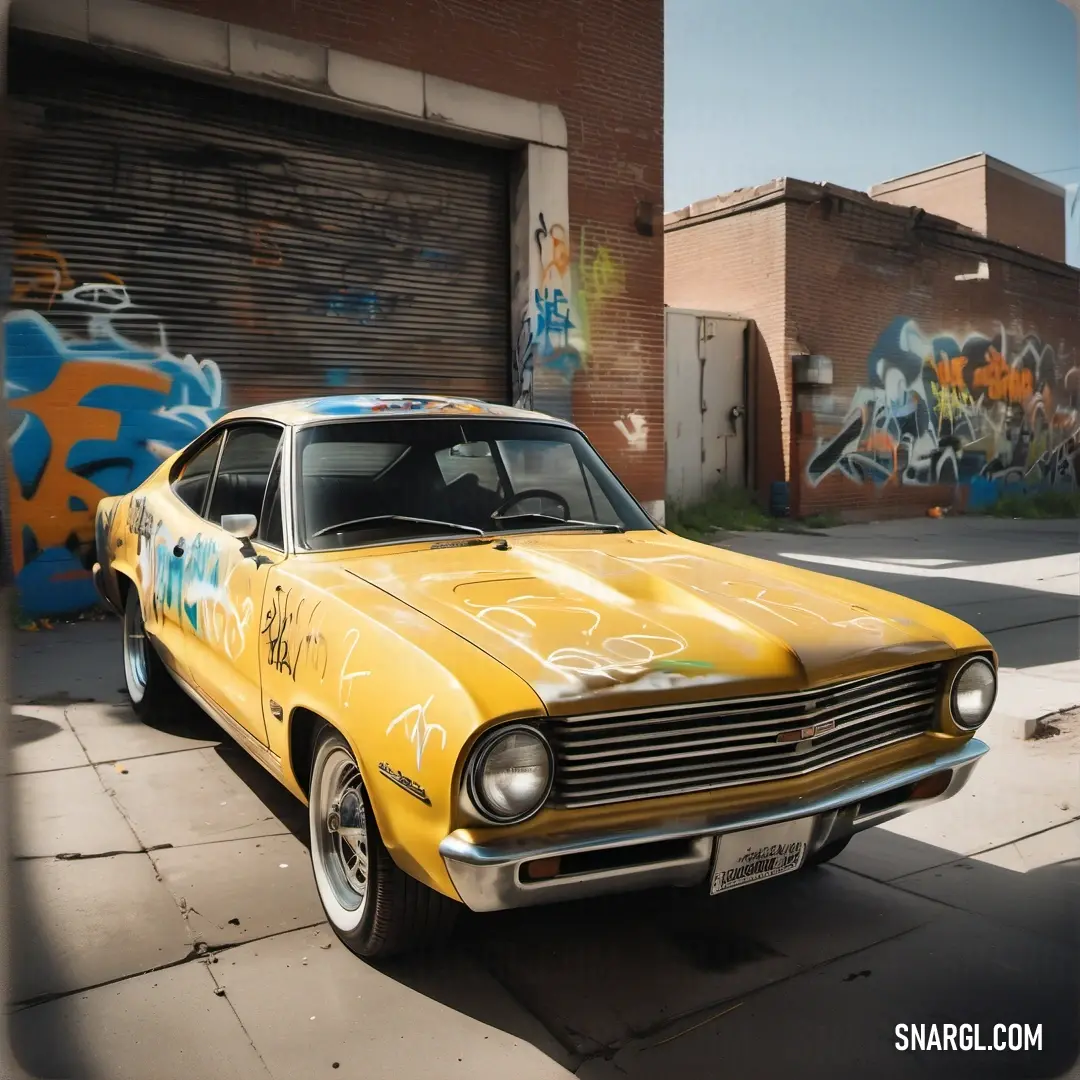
93, 394, 996, 958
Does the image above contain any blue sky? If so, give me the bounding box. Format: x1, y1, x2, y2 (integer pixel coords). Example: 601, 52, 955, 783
665, 0, 1080, 265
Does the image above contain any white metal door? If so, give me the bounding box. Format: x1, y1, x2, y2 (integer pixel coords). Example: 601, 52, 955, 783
701, 317, 747, 490
665, 311, 747, 505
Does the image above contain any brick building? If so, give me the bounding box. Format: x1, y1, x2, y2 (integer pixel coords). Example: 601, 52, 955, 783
665, 156, 1080, 520
0, 0, 664, 615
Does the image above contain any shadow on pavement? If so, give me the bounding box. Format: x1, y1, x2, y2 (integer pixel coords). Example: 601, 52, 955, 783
4, 780, 91, 1080
9, 713, 66, 750
385, 845, 1080, 1080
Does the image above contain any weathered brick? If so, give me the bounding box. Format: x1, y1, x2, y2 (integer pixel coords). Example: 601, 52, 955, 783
668, 180, 1080, 517
141, 0, 666, 502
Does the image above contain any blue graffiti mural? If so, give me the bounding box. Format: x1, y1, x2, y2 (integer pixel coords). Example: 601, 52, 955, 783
533, 287, 582, 381
4, 292, 226, 616
326, 287, 381, 325
806, 316, 1080, 501
306, 394, 498, 417
151, 531, 220, 631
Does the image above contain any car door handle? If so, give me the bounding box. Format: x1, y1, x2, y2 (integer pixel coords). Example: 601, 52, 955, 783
173, 539, 186, 558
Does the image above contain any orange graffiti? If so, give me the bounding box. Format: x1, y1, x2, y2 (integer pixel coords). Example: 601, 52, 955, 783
934, 352, 968, 387
972, 347, 1034, 403
7, 361, 170, 578
541, 224, 571, 283
11, 244, 76, 307
860, 428, 898, 479
252, 222, 284, 268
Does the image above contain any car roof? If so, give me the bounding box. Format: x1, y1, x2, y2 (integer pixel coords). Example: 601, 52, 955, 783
217, 394, 576, 429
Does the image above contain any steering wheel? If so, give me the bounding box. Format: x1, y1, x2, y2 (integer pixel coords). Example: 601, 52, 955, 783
491, 488, 571, 521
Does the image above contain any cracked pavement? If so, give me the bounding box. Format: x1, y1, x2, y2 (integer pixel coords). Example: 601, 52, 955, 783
4, 517, 1079, 1079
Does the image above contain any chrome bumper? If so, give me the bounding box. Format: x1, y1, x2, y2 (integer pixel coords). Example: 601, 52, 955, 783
92, 562, 119, 615
440, 738, 989, 912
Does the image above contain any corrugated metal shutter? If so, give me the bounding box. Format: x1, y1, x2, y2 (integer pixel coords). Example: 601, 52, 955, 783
4, 36, 510, 617
7, 38, 511, 405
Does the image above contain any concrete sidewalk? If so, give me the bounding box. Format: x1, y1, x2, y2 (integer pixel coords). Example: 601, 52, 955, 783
4, 515, 1079, 1080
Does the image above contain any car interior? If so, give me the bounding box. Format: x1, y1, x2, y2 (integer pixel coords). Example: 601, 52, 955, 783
302, 441, 507, 542
172, 419, 632, 551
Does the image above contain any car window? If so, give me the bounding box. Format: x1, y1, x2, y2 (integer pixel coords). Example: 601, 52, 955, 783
173, 433, 223, 515
206, 425, 283, 527
294, 418, 654, 550
435, 443, 502, 496
498, 439, 620, 523
303, 441, 407, 477
259, 450, 285, 549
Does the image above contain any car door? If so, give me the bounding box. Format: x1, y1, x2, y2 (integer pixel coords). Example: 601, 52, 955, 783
138, 429, 226, 680
183, 421, 287, 745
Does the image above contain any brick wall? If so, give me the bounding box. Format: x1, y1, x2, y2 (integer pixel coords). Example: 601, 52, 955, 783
986, 168, 1066, 264
665, 192, 788, 503
141, 0, 667, 504
787, 189, 1080, 518
666, 180, 1080, 520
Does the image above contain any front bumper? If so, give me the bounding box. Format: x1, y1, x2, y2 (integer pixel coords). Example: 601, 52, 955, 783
440, 738, 988, 912
92, 562, 120, 615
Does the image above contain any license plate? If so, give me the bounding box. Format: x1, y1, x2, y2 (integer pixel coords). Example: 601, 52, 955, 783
709, 817, 815, 895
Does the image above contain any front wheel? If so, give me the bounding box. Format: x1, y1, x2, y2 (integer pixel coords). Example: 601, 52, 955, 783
307, 727, 458, 958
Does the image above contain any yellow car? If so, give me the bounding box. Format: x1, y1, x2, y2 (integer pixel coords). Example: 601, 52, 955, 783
93, 394, 995, 958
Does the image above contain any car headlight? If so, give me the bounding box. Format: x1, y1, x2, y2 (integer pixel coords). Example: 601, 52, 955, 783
468, 725, 553, 824
950, 657, 997, 729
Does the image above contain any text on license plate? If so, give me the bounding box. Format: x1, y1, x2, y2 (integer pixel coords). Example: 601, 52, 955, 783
709, 817, 815, 895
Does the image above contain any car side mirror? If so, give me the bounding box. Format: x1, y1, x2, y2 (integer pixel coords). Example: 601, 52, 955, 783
221, 513, 257, 540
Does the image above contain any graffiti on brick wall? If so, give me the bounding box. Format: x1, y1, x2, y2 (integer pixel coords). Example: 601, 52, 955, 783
614, 412, 649, 451
6, 241, 226, 615
805, 317, 1080, 503
512, 217, 625, 414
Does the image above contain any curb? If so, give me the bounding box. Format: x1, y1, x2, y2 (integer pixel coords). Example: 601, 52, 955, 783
1019, 708, 1077, 741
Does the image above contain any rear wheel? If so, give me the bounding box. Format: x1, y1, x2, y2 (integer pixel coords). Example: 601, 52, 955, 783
123, 587, 181, 717
307, 727, 458, 958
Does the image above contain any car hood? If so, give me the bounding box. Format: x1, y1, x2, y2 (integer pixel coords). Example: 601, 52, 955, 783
341, 531, 968, 716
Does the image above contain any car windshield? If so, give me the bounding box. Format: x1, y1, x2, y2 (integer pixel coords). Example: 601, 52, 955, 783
294, 418, 656, 550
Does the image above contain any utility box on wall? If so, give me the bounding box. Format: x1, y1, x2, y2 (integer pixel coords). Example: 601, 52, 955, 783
665, 309, 749, 507
792, 353, 833, 386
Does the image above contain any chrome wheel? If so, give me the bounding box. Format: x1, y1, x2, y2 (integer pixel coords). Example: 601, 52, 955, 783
123, 590, 149, 704
310, 744, 370, 931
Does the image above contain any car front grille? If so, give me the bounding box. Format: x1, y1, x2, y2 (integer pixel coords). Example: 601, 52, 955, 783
548, 662, 944, 809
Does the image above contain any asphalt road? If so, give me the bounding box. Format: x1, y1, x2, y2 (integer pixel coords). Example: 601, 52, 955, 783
3, 516, 1078, 1080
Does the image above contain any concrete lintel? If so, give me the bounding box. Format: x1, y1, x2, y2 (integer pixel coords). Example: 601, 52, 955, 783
10, 0, 568, 148
229, 24, 326, 90
11, 0, 88, 40
425, 74, 543, 144
90, 0, 229, 71
327, 49, 423, 119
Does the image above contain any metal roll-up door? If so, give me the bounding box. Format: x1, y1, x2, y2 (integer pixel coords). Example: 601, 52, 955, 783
4, 36, 511, 617
7, 38, 511, 406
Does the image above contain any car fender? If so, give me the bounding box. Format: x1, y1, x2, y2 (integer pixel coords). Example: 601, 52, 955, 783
258, 562, 547, 899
